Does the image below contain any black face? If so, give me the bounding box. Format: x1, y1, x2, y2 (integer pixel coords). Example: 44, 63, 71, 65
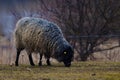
55, 45, 74, 67
62, 48, 73, 67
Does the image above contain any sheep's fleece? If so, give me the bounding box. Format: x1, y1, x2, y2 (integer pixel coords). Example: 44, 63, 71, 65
14, 17, 73, 67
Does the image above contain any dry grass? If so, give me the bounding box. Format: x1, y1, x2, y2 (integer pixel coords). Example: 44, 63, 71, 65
0, 61, 120, 80
0, 37, 120, 80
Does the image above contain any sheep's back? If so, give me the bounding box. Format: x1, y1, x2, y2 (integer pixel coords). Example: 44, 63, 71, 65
15, 17, 63, 52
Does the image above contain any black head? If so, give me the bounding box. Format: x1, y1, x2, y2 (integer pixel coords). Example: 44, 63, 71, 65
55, 44, 74, 67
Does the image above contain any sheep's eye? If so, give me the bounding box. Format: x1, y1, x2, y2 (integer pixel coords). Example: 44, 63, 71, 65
64, 51, 67, 55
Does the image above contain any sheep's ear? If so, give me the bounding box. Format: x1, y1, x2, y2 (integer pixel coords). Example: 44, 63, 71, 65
64, 51, 67, 55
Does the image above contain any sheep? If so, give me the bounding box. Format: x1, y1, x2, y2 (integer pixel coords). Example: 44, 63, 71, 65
14, 17, 73, 67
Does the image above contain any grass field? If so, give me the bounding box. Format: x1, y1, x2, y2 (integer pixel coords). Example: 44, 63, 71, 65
0, 62, 120, 80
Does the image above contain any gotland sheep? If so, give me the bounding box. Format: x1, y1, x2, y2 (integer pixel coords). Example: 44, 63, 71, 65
14, 17, 73, 67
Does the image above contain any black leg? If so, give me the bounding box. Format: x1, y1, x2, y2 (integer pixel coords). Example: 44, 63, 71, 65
46, 58, 51, 66
39, 54, 43, 66
15, 49, 21, 66
28, 53, 35, 66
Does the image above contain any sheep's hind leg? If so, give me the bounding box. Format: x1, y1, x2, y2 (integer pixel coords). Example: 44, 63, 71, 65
15, 49, 21, 66
28, 53, 35, 66
39, 54, 43, 66
46, 58, 51, 66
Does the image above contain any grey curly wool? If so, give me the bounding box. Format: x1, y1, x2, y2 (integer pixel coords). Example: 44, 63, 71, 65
14, 17, 73, 67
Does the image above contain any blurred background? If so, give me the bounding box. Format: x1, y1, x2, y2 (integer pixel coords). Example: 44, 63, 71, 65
0, 0, 120, 65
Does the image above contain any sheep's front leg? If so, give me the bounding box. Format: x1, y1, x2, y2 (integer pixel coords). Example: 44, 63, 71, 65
28, 53, 35, 66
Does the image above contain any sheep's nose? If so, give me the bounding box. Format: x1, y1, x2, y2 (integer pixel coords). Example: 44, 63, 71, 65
64, 63, 71, 67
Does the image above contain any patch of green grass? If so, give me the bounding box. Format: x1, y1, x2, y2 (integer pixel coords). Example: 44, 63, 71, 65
0, 62, 120, 80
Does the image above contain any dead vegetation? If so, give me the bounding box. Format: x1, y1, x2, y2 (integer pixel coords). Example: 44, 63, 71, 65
0, 62, 120, 80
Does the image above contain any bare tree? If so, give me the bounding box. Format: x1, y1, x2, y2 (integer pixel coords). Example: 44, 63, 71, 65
4, 0, 119, 61
39, 0, 120, 61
